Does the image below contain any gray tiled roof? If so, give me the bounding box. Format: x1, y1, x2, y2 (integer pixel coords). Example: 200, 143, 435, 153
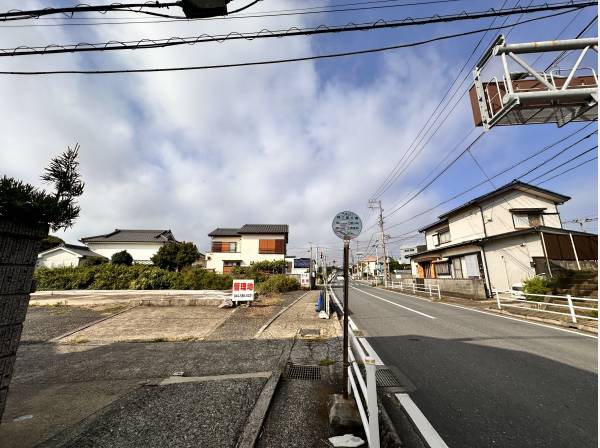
208, 225, 289, 237
40, 243, 106, 258
239, 224, 288, 234
208, 228, 242, 237
81, 229, 176, 243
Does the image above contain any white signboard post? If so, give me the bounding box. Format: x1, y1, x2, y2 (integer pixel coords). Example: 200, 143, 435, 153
232, 279, 255, 303
300, 272, 310, 288
332, 210, 362, 399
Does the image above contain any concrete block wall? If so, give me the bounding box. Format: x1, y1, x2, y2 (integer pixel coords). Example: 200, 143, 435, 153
420, 278, 486, 300
0, 219, 48, 421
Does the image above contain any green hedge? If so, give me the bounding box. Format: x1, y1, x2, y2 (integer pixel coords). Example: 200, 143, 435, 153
255, 275, 300, 294
34, 265, 233, 291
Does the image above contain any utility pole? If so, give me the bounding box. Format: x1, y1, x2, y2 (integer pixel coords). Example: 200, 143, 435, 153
369, 200, 390, 287
309, 243, 314, 290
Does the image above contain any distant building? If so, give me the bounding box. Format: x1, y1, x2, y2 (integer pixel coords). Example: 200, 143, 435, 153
37, 244, 107, 268
398, 246, 420, 265
286, 256, 311, 275
206, 224, 288, 274
80, 229, 177, 264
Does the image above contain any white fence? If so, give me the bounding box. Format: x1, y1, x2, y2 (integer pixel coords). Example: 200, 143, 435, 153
494, 290, 598, 324
328, 285, 381, 448
390, 281, 441, 300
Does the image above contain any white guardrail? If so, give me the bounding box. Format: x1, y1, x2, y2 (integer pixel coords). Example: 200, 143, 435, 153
494, 290, 598, 324
390, 281, 441, 300
328, 285, 381, 448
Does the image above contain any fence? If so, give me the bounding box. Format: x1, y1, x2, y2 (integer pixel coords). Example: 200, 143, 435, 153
390, 281, 441, 300
328, 285, 381, 448
494, 290, 598, 324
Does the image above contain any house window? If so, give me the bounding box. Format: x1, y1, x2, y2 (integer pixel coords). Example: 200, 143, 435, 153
259, 239, 285, 254
434, 229, 451, 246
212, 241, 238, 253
223, 260, 241, 274
513, 213, 543, 229
434, 261, 451, 276
452, 258, 463, 279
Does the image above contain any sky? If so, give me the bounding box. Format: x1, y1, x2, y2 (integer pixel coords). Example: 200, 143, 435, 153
0, 0, 597, 263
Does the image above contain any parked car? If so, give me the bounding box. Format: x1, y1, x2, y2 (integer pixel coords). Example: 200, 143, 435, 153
510, 282, 525, 299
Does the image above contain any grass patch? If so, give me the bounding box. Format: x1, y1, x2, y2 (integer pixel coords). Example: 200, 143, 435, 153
319, 358, 336, 366
71, 338, 89, 344
99, 305, 128, 315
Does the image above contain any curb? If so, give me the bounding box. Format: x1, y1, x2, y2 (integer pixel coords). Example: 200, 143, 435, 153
487, 308, 598, 334
235, 340, 294, 448
48, 305, 138, 343
253, 291, 311, 338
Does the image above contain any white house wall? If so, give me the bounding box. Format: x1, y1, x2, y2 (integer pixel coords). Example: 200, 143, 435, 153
206, 234, 286, 273
38, 250, 80, 268
84, 242, 164, 263
483, 233, 544, 291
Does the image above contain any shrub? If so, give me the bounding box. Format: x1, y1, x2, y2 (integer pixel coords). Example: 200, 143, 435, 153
180, 268, 232, 290
523, 276, 555, 301
256, 275, 299, 295
151, 241, 200, 271
39, 235, 65, 253
129, 267, 179, 290
79, 256, 107, 267
111, 250, 133, 266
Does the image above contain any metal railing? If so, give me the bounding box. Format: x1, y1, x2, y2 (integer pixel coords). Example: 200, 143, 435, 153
494, 290, 598, 324
328, 285, 381, 448
390, 281, 441, 300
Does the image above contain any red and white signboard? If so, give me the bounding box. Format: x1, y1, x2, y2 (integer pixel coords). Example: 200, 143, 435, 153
232, 279, 255, 302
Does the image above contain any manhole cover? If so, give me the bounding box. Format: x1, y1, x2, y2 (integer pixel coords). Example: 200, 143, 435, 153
299, 328, 321, 337
376, 368, 403, 387
286, 364, 322, 380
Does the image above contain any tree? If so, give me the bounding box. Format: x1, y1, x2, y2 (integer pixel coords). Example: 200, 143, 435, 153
111, 250, 133, 266
388, 258, 402, 272
0, 143, 84, 230
39, 235, 65, 252
151, 241, 200, 271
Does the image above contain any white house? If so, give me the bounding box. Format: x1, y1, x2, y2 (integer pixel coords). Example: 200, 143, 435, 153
37, 244, 107, 268
80, 229, 177, 264
410, 181, 598, 297
206, 224, 288, 274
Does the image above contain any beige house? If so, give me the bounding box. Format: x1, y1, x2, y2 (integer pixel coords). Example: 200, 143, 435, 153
411, 181, 597, 297
206, 224, 288, 274
80, 229, 177, 264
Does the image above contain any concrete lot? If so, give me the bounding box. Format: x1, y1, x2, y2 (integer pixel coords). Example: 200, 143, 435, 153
1, 290, 342, 448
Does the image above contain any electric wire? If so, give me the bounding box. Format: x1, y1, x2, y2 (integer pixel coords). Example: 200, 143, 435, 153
526, 145, 598, 182
0, 2, 593, 57
536, 156, 598, 185
0, 9, 581, 75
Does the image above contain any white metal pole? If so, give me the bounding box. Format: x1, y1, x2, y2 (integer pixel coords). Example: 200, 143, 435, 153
495, 290, 501, 310
365, 357, 380, 448
437, 286, 441, 300
568, 233, 581, 270
566, 294, 577, 323
412, 283, 416, 294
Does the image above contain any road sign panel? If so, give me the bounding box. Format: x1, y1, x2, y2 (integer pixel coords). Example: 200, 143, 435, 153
332, 211, 362, 240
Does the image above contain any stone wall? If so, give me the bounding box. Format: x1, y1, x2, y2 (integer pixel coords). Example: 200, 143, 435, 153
0, 219, 48, 421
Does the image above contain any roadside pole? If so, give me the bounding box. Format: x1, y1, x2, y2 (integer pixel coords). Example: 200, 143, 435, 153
342, 239, 349, 398
331, 210, 362, 400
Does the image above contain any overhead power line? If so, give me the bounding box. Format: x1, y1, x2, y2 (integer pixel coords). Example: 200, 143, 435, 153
383, 124, 597, 232
0, 0, 464, 27
528, 145, 598, 182
0, 9, 585, 78
536, 156, 597, 185
0, 1, 594, 58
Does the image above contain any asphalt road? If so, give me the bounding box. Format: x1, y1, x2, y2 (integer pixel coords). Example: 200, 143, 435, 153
345, 282, 598, 448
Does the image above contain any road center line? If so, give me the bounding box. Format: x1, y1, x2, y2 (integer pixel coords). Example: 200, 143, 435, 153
350, 285, 436, 319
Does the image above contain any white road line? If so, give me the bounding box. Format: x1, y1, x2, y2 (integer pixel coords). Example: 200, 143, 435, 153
439, 301, 598, 339
350, 285, 436, 319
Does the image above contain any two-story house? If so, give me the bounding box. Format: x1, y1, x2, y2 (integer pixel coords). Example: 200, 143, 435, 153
410, 181, 597, 297
206, 224, 289, 274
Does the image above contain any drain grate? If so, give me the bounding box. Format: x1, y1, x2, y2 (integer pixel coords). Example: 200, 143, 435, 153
376, 368, 403, 388
286, 364, 322, 380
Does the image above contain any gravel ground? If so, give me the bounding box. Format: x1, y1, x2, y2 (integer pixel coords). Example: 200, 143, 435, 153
20, 306, 112, 343
52, 378, 266, 448
206, 290, 305, 341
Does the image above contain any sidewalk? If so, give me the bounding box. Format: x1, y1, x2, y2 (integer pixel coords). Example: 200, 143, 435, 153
1, 290, 340, 448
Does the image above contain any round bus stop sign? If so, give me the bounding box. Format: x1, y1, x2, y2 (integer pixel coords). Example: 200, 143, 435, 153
332, 211, 362, 240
